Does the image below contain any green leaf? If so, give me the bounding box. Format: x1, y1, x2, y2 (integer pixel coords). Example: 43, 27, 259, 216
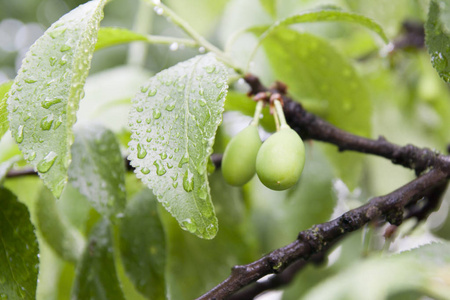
425, 0, 450, 83
0, 187, 39, 300
95, 27, 148, 51
71, 219, 125, 300
0, 155, 21, 185
259, 0, 277, 18
303, 242, 450, 300
69, 124, 126, 220
160, 172, 258, 300
119, 189, 166, 300
128, 54, 228, 239
258, 28, 371, 189
7, 0, 107, 198
35, 186, 85, 263
0, 80, 12, 140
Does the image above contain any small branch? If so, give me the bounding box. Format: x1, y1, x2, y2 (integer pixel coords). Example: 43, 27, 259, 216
197, 168, 448, 300
244, 74, 450, 175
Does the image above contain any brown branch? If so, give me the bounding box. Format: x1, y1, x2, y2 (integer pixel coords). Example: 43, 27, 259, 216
244, 74, 450, 176
197, 168, 448, 300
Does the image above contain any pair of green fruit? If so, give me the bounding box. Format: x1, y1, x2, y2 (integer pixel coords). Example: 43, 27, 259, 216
222, 100, 305, 190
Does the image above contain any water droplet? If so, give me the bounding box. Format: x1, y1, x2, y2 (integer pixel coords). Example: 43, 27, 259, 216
198, 184, 208, 200
199, 99, 207, 107
60, 44, 72, 52
146, 137, 153, 143
49, 28, 66, 39
59, 55, 68, 66
15, 125, 24, 143
136, 106, 143, 112
49, 56, 57, 66
40, 114, 54, 130
216, 82, 224, 88
141, 167, 150, 174
41, 97, 61, 109
431, 52, 448, 71
181, 218, 196, 233
169, 42, 179, 51
153, 109, 161, 119
160, 152, 167, 160
167, 163, 173, 169
165, 103, 175, 111
154, 6, 164, 15
178, 152, 189, 167
205, 223, 217, 236
28, 151, 36, 161
137, 143, 147, 159
205, 65, 215, 73
153, 160, 167, 176
37, 151, 58, 173
198, 46, 205, 53
24, 78, 37, 84
54, 115, 63, 129
171, 173, 178, 181
23, 113, 31, 121
141, 86, 149, 93
183, 170, 194, 192
172, 182, 178, 188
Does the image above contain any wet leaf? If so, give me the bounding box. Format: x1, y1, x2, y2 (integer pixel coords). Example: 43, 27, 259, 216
0, 187, 39, 300
69, 124, 126, 221
128, 54, 228, 239
119, 189, 166, 299
7, 0, 107, 197
425, 0, 450, 83
0, 80, 12, 140
71, 219, 125, 300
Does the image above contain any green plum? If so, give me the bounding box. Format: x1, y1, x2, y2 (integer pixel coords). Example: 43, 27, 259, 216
222, 125, 262, 186
256, 127, 305, 190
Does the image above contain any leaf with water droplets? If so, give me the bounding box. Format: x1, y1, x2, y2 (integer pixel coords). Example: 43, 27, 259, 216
425, 0, 450, 83
0, 81, 12, 140
128, 53, 228, 239
6, 0, 107, 198
0, 187, 39, 300
69, 124, 126, 220
119, 189, 166, 299
256, 28, 371, 190
71, 219, 125, 300
35, 186, 85, 263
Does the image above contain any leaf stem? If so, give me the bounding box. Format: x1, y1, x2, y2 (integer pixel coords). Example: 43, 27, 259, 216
250, 101, 264, 126
144, 0, 243, 73
145, 35, 198, 47
273, 99, 288, 129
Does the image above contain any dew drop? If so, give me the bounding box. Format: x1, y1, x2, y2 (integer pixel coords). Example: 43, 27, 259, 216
160, 152, 167, 160
60, 44, 72, 52
28, 151, 36, 161
136, 106, 144, 112
40, 114, 54, 130
198, 46, 206, 53
178, 152, 189, 167
146, 137, 153, 143
167, 163, 173, 169
153, 109, 161, 119
145, 118, 151, 124
199, 99, 207, 107
205, 65, 215, 73
141, 167, 150, 174
49, 28, 66, 39
53, 115, 63, 129
169, 42, 179, 51
59, 55, 68, 66
137, 143, 147, 159
183, 169, 194, 192
37, 151, 58, 173
141, 86, 149, 93
181, 218, 196, 233
15, 125, 24, 143
165, 103, 175, 111
49, 56, 57, 66
24, 78, 37, 84
177, 83, 185, 92
153, 160, 167, 176
198, 184, 208, 200
172, 182, 178, 188
431, 52, 448, 71
171, 173, 178, 181
154, 6, 164, 15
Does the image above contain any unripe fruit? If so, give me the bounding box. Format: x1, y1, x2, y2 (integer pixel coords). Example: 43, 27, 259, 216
222, 125, 262, 186
256, 127, 305, 190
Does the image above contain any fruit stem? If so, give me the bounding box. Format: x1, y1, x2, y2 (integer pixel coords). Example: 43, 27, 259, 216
274, 99, 289, 129
251, 100, 264, 126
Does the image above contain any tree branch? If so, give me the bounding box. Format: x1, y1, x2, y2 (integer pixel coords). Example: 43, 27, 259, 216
197, 168, 448, 300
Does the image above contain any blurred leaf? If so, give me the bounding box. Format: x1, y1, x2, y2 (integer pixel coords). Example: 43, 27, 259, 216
249, 145, 335, 252
0, 187, 39, 300
128, 54, 228, 239
160, 172, 258, 299
69, 124, 126, 221
96, 27, 148, 51
0, 81, 12, 140
57, 183, 91, 231
425, 0, 450, 83
71, 219, 125, 300
7, 0, 107, 197
257, 28, 371, 189
303, 242, 450, 300
35, 186, 85, 263
259, 0, 277, 18
119, 189, 166, 299
0, 155, 21, 185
